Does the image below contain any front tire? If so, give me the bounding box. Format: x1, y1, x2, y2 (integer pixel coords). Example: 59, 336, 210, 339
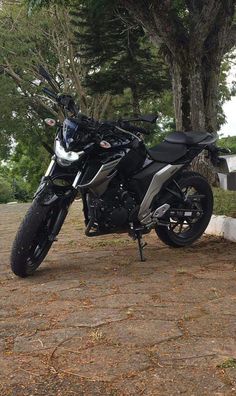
155, 171, 213, 248
11, 199, 65, 277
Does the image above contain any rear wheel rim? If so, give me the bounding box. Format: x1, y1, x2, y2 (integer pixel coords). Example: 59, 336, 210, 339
168, 185, 205, 239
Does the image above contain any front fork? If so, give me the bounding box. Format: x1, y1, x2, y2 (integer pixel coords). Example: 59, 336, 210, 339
34, 158, 79, 241
34, 157, 78, 206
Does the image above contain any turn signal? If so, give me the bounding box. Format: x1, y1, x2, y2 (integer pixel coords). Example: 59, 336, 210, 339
44, 118, 56, 127
100, 140, 111, 149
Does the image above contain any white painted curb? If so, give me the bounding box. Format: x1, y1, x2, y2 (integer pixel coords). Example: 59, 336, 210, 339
205, 215, 236, 242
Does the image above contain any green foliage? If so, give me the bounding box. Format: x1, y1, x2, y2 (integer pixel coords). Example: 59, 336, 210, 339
71, 5, 170, 116
10, 143, 51, 197
0, 3, 60, 158
27, 0, 66, 12
213, 188, 236, 218
0, 2, 73, 198
218, 136, 236, 154
0, 176, 13, 203
217, 358, 236, 369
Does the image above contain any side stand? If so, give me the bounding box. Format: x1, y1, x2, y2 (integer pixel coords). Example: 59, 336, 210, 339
136, 231, 147, 262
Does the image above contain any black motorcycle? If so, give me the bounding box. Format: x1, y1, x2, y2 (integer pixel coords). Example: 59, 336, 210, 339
10, 66, 227, 277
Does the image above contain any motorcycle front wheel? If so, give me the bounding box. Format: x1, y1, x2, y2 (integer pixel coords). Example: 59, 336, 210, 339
155, 171, 213, 248
11, 199, 67, 277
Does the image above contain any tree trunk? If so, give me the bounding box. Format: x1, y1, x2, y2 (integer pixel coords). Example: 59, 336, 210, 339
171, 61, 183, 131
120, 0, 235, 134
119, 0, 235, 185
168, 54, 221, 134
203, 60, 221, 133
189, 61, 206, 131
168, 56, 191, 131
168, 54, 220, 184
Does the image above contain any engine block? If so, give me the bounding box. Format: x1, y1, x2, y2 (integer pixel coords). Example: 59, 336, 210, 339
87, 186, 136, 231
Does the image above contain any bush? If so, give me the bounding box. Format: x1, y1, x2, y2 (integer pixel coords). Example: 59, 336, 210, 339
0, 177, 13, 203
218, 136, 236, 154
213, 188, 236, 218
13, 179, 31, 202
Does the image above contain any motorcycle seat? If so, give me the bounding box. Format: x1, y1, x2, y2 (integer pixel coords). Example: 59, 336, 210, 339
164, 131, 210, 145
148, 142, 187, 163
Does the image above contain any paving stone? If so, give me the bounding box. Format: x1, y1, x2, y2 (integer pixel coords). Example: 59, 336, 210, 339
14, 327, 87, 353
99, 319, 182, 346
0, 317, 50, 337
205, 296, 236, 316
157, 277, 236, 303
131, 303, 205, 321
152, 336, 236, 368
112, 367, 230, 396
53, 344, 150, 381
1, 202, 236, 395
224, 368, 236, 387
185, 315, 236, 338
30, 279, 82, 293
0, 338, 5, 352
90, 292, 154, 308
57, 307, 128, 328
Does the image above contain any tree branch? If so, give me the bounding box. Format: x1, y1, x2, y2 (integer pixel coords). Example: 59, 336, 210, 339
189, 0, 223, 54
2, 59, 60, 120
120, 0, 188, 57
224, 24, 236, 54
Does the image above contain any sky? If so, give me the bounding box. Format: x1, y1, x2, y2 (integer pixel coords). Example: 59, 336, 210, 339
220, 64, 236, 137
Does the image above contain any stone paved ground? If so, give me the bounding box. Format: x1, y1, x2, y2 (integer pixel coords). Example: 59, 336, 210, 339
0, 202, 236, 396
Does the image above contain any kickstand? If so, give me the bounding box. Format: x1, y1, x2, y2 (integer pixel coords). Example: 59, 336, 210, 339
136, 231, 147, 262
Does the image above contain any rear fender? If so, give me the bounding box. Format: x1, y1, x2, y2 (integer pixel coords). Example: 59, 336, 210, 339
207, 145, 231, 169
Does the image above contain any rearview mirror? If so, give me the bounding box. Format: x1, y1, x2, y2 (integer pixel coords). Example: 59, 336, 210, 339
38, 65, 59, 93
38, 65, 52, 82
139, 114, 158, 124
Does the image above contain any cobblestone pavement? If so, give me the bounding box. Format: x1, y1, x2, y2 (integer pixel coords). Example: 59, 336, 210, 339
0, 202, 236, 396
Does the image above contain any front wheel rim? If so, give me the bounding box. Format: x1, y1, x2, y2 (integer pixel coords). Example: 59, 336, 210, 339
25, 208, 57, 271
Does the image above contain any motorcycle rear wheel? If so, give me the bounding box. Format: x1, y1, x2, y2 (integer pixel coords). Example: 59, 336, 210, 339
11, 199, 64, 277
155, 171, 213, 248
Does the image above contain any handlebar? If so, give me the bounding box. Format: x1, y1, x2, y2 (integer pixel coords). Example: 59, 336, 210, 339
119, 122, 150, 135
99, 120, 150, 136
42, 85, 151, 136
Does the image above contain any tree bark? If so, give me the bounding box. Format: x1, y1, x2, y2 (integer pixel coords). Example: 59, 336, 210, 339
171, 61, 184, 131
189, 60, 206, 131
204, 63, 221, 132
121, 0, 236, 134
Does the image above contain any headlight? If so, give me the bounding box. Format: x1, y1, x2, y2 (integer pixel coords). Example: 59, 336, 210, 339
54, 139, 84, 167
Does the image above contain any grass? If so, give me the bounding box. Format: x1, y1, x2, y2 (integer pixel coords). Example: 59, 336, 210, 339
90, 329, 104, 342
89, 238, 131, 248
213, 188, 236, 218
217, 358, 236, 369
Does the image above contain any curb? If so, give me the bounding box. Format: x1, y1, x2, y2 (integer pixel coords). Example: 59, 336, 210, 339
205, 215, 236, 242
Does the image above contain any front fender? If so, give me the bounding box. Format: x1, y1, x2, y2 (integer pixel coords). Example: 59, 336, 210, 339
34, 178, 60, 206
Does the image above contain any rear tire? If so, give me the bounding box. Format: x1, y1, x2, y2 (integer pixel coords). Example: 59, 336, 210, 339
155, 171, 213, 248
11, 200, 63, 277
